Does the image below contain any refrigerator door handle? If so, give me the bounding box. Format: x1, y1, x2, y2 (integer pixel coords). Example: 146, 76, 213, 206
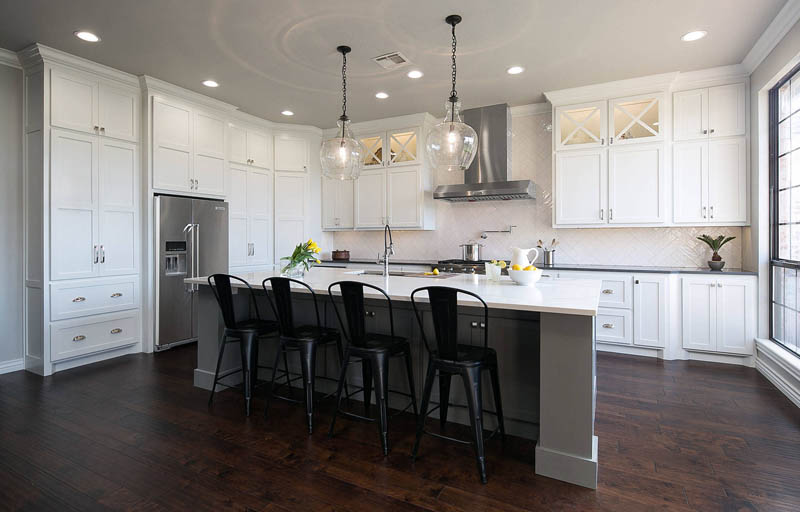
183, 223, 195, 293
194, 223, 200, 291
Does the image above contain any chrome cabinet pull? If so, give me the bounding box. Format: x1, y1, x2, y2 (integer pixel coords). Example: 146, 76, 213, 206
702, 206, 707, 218
364, 311, 376, 318
600, 138, 605, 145
72, 296, 86, 303
100, 245, 105, 263
111, 292, 123, 298
710, 206, 714, 219
600, 209, 604, 220
93, 245, 99, 264
609, 208, 613, 221
479, 322, 485, 329
609, 137, 614, 145
471, 321, 478, 328
703, 129, 708, 134
93, 125, 99, 132
100, 127, 105, 134
73, 335, 86, 342
717, 282, 722, 288
602, 323, 615, 329
602, 289, 614, 294
635, 280, 640, 285
110, 328, 122, 334
710, 129, 715, 134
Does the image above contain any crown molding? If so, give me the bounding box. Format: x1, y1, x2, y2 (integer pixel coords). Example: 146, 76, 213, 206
544, 72, 678, 106
742, 0, 800, 73
343, 112, 436, 136
671, 64, 749, 91
141, 75, 238, 113
0, 47, 20, 69
17, 43, 138, 86
510, 102, 550, 117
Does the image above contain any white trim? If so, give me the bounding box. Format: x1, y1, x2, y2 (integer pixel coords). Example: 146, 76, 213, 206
544, 72, 678, 106
0, 358, 24, 375
141, 75, 237, 113
755, 338, 800, 408
17, 43, 138, 87
535, 436, 598, 489
510, 102, 551, 117
0, 47, 20, 69
742, 0, 800, 73
670, 64, 749, 91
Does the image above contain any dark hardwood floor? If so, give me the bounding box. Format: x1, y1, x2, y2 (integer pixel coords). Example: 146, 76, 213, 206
1, 345, 799, 511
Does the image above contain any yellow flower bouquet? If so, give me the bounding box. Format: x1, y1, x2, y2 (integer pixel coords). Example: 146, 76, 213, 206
281, 238, 322, 278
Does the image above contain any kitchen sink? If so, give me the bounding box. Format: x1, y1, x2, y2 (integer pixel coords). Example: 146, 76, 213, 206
357, 270, 417, 277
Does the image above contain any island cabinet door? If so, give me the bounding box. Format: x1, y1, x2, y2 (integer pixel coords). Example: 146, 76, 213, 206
632, 274, 667, 348
554, 149, 607, 225
681, 277, 717, 352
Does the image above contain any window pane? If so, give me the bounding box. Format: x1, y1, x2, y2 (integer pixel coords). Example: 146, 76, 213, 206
780, 82, 792, 120
779, 153, 791, 188
774, 266, 785, 304
793, 76, 800, 115
786, 308, 796, 349
793, 113, 800, 152
779, 189, 790, 223
792, 189, 800, 224
773, 303, 785, 341
780, 118, 792, 155
780, 225, 791, 259
786, 268, 797, 309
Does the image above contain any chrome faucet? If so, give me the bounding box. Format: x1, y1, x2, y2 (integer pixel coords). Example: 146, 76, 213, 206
377, 223, 395, 276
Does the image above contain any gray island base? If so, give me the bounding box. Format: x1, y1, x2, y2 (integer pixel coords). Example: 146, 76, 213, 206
187, 268, 601, 489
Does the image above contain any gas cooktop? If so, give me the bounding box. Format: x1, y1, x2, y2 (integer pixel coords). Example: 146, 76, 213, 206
436, 259, 510, 274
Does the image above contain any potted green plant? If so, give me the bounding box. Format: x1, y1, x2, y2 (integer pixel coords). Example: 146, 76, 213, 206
696, 234, 736, 271
281, 238, 322, 278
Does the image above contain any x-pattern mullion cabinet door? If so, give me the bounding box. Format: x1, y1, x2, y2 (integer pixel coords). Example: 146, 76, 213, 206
98, 138, 138, 276
608, 94, 663, 146
358, 132, 386, 169
50, 129, 100, 280
387, 127, 420, 166
555, 101, 607, 151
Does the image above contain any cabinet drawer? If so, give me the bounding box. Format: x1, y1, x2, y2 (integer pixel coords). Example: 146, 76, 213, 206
51, 310, 140, 362
51, 277, 139, 321
596, 308, 632, 345
560, 272, 632, 309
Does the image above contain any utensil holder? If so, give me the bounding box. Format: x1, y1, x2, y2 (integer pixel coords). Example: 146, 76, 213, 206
543, 249, 555, 266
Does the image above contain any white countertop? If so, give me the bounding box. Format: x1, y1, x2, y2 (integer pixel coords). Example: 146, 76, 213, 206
186, 267, 601, 316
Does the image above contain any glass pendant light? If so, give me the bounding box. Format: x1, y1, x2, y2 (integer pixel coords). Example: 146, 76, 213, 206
320, 45, 364, 180
425, 14, 478, 172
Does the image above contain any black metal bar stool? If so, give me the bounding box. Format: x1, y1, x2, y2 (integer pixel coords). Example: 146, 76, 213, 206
262, 277, 344, 434
326, 281, 418, 456
207, 274, 286, 416
410, 286, 506, 484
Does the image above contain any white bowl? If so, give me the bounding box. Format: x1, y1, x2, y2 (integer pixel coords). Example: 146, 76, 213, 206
508, 268, 543, 286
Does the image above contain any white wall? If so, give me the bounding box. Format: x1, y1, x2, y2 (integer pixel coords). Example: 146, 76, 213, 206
0, 61, 23, 369
333, 111, 742, 267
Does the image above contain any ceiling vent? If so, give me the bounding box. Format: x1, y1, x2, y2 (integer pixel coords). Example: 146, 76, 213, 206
372, 51, 410, 70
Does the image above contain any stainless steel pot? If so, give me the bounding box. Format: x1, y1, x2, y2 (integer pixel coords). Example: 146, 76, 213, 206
459, 240, 484, 261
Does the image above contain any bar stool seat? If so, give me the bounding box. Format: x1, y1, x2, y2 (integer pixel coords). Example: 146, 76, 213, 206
434, 344, 496, 366
282, 325, 339, 344
348, 333, 409, 354
233, 319, 279, 336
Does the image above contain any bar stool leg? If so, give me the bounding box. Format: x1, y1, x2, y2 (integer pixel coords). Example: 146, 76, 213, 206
439, 372, 452, 430
328, 348, 351, 437
372, 353, 390, 456
361, 359, 373, 417
462, 366, 487, 484
208, 335, 228, 406
264, 342, 285, 419
298, 341, 317, 434
403, 348, 419, 418
239, 334, 257, 416
412, 360, 436, 462
489, 364, 506, 444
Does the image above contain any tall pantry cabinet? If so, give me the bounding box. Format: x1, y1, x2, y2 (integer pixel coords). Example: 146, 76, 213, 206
20, 44, 142, 376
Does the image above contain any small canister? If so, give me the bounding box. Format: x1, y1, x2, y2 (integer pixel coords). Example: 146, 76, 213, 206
543, 249, 555, 266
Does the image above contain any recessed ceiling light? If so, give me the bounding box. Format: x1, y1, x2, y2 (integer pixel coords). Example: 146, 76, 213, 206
507, 66, 524, 75
681, 30, 707, 42
202, 80, 219, 88
407, 70, 423, 79
74, 31, 100, 43
281, 110, 294, 116
375, 92, 389, 99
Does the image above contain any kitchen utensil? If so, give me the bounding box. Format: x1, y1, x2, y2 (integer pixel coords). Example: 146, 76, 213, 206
331, 250, 350, 261
543, 249, 555, 266
460, 240, 484, 261
510, 247, 539, 269
508, 268, 543, 286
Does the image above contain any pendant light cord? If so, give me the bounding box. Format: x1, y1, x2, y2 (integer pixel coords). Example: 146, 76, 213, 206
449, 20, 458, 122
341, 50, 348, 139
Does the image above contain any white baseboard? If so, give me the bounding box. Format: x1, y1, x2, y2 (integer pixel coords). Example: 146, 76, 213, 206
597, 343, 661, 358
0, 358, 24, 375
755, 339, 800, 408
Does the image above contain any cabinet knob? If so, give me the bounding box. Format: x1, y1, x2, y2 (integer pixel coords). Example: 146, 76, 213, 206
93, 125, 99, 132
72, 335, 86, 342
471, 321, 478, 328
111, 292, 123, 298
717, 282, 722, 288
110, 328, 122, 334
703, 129, 708, 134
710, 129, 715, 134
635, 280, 640, 285
72, 296, 86, 303
100, 127, 105, 134
479, 322, 485, 329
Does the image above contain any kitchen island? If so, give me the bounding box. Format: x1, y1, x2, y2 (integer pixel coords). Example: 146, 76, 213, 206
186, 267, 602, 488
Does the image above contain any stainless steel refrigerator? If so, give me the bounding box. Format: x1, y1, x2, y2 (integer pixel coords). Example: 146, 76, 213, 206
155, 195, 229, 351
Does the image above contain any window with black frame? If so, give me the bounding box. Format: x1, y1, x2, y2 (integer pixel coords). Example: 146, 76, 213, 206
771, 63, 800, 357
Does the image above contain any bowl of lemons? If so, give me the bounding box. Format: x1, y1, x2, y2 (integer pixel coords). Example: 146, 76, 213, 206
508, 264, 543, 286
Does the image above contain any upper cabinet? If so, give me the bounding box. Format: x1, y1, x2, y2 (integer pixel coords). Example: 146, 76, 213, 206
555, 101, 607, 150
193, 111, 226, 196
51, 68, 139, 142
274, 134, 309, 172
322, 178, 354, 230
228, 123, 271, 170
673, 83, 746, 141
609, 94, 662, 145
357, 127, 421, 167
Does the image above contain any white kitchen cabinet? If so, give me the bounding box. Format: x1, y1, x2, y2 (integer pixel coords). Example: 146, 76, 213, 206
608, 94, 662, 145
228, 164, 272, 269
323, 178, 354, 230
152, 97, 192, 193
359, 132, 386, 169
596, 308, 633, 345
357, 127, 420, 168
355, 170, 387, 228
555, 101, 607, 150
681, 276, 755, 355
608, 144, 664, 223
228, 123, 271, 170
274, 134, 309, 172
50, 129, 138, 281
554, 149, 607, 225
274, 172, 308, 264
194, 110, 226, 196
51, 67, 138, 142
387, 166, 422, 227
673, 83, 745, 141
633, 274, 667, 348
673, 138, 747, 225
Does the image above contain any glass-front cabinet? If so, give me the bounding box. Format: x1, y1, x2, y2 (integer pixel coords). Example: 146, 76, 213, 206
358, 127, 420, 167
609, 94, 662, 145
555, 101, 607, 150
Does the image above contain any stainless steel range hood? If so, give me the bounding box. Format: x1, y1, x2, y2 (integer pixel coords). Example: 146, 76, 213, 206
434, 103, 534, 202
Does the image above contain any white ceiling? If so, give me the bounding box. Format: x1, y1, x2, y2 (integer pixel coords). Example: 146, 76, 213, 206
0, 0, 786, 127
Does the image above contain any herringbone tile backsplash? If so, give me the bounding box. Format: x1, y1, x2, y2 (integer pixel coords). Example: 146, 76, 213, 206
332, 112, 742, 268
